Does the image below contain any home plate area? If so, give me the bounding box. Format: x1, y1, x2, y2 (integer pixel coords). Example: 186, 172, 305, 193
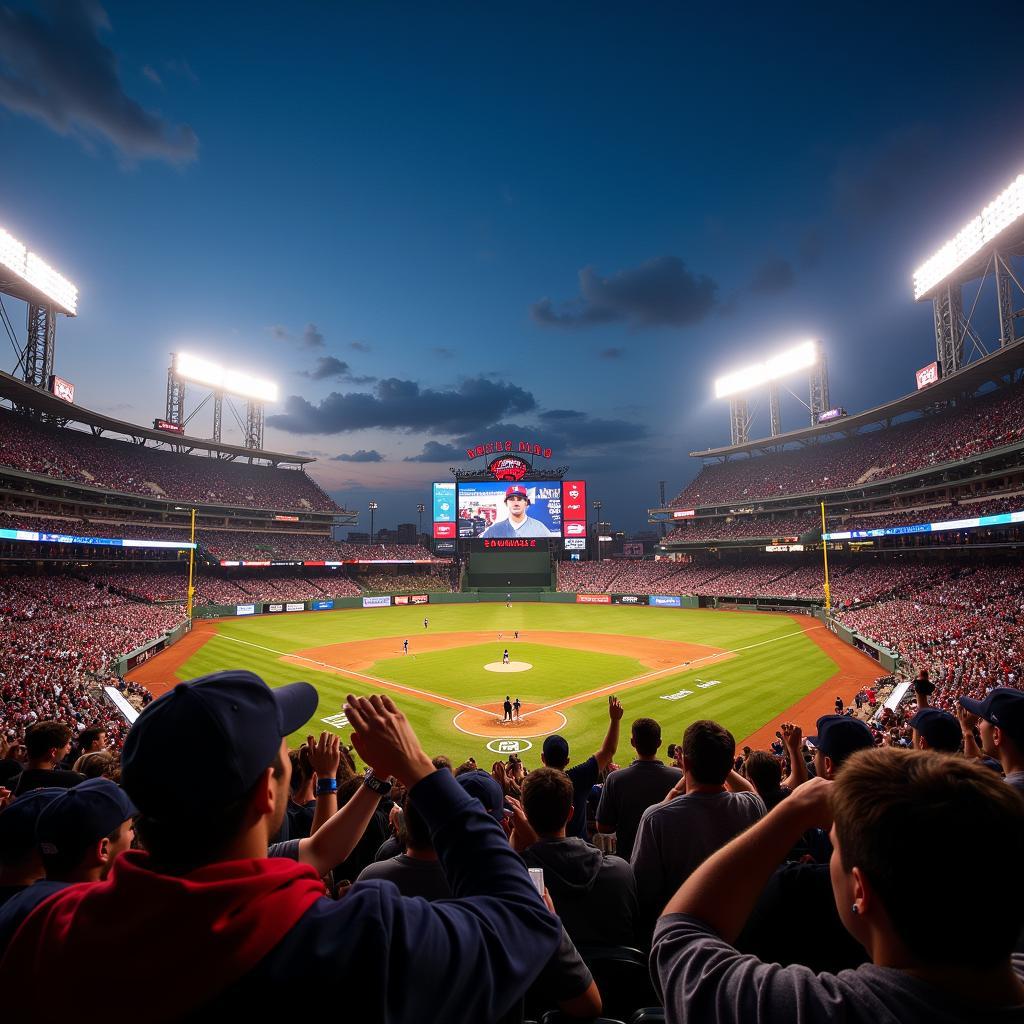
484, 661, 533, 672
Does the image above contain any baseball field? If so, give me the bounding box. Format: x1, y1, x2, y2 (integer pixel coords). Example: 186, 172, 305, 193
128, 603, 881, 762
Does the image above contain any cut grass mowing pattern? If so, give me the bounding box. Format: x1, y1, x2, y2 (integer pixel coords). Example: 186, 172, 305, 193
174, 604, 837, 762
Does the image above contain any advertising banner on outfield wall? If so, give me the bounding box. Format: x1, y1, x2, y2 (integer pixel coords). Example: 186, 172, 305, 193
363, 596, 392, 608
286, 602, 305, 612
410, 594, 430, 604
613, 595, 645, 605
236, 604, 256, 616
265, 603, 285, 613
649, 595, 682, 607
311, 600, 334, 611
576, 594, 612, 604
394, 595, 410, 605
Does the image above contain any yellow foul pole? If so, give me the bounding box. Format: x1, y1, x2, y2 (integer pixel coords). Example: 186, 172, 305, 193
820, 501, 831, 613
187, 507, 196, 621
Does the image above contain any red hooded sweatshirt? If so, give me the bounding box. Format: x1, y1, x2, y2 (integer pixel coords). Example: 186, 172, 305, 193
0, 849, 325, 1018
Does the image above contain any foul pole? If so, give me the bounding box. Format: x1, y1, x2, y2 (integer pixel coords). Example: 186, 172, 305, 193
820, 501, 831, 613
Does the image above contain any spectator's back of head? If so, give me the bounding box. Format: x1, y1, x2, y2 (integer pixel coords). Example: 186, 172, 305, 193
631, 718, 662, 758
832, 747, 1024, 968
0, 788, 62, 867
541, 735, 570, 770
521, 767, 573, 836
402, 792, 432, 851
908, 708, 961, 753
682, 720, 735, 785
25, 721, 72, 763
744, 750, 782, 796
809, 715, 873, 777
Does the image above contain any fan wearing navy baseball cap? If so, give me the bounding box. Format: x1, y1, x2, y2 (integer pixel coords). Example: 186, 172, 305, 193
908, 707, 962, 754
480, 484, 555, 538
806, 715, 874, 780
0, 778, 136, 952
0, 787, 63, 909
959, 687, 1024, 795
0, 672, 560, 1023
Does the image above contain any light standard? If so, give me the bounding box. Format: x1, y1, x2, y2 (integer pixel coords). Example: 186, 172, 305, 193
174, 506, 197, 621
368, 500, 378, 543
416, 502, 426, 540
592, 499, 602, 563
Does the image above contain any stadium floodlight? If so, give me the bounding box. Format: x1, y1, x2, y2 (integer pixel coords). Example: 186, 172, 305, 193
913, 172, 1024, 300
174, 351, 278, 403
0, 226, 78, 315
713, 340, 818, 399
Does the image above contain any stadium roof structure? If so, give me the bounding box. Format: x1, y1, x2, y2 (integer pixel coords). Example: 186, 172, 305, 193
0, 371, 314, 466
689, 336, 1024, 460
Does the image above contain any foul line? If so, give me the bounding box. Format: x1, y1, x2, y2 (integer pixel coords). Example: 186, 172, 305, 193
518, 625, 825, 720
211, 633, 491, 715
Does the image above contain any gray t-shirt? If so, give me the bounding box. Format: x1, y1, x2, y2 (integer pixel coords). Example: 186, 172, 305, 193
653, 914, 1024, 1023
596, 759, 683, 860
356, 855, 452, 901
631, 790, 765, 922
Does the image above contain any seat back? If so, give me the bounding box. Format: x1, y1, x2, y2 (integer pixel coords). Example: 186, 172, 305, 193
577, 946, 659, 1023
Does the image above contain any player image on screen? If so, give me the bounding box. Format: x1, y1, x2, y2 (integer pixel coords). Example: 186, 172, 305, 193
479, 485, 554, 538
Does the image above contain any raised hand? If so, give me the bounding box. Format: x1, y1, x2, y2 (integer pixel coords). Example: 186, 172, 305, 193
307, 731, 342, 779
343, 694, 435, 788
608, 695, 624, 721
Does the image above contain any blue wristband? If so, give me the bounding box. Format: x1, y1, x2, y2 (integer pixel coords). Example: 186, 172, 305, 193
315, 778, 338, 796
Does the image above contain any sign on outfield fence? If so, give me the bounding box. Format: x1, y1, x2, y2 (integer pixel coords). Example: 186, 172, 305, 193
648, 595, 682, 607
235, 604, 256, 616
576, 594, 611, 604
363, 595, 392, 608
311, 600, 334, 610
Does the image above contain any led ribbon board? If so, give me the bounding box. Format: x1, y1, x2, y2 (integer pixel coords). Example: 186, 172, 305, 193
823, 509, 1024, 540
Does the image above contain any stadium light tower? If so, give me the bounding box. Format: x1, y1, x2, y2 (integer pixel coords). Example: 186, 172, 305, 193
713, 339, 830, 445
369, 500, 378, 543
417, 502, 426, 537
166, 352, 278, 448
593, 499, 603, 561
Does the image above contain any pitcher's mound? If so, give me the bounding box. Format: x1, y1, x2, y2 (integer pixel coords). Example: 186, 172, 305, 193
484, 661, 532, 673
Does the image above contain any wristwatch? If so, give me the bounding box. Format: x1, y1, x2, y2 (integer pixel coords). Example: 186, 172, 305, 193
363, 769, 393, 797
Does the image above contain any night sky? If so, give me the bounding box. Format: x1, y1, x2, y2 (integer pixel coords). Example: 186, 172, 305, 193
2, 1, 1023, 532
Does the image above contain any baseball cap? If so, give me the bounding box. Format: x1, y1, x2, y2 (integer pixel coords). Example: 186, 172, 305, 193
908, 707, 962, 752
958, 688, 1024, 746
121, 669, 318, 815
35, 778, 137, 857
542, 735, 570, 765
807, 715, 873, 764
0, 788, 63, 861
504, 485, 530, 502
455, 770, 505, 820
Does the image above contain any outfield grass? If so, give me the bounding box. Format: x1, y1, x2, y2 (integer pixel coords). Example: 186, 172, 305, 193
175, 604, 837, 763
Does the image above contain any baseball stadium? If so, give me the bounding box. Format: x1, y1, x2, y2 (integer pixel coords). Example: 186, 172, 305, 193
2, 9, 1024, 1020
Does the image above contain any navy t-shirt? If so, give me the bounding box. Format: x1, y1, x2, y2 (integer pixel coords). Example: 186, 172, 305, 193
565, 756, 600, 839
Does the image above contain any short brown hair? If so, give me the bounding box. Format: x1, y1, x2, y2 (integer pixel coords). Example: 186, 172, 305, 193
682, 720, 735, 785
833, 747, 1024, 966
631, 718, 662, 757
744, 750, 782, 796
25, 721, 72, 760
522, 767, 574, 836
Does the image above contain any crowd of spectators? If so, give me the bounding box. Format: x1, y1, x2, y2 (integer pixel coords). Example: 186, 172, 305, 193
0, 409, 340, 512
1, 680, 1019, 1020
836, 564, 1024, 713
556, 558, 946, 603
665, 512, 820, 544
359, 572, 453, 593
675, 381, 1024, 507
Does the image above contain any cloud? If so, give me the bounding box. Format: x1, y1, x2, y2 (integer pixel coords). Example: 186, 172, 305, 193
532, 256, 718, 330
403, 441, 468, 462
163, 58, 198, 85
599, 347, 624, 359
349, 340, 371, 352
301, 323, 325, 349
0, 0, 198, 164
268, 376, 537, 435
432, 346, 456, 358
402, 412, 650, 463
749, 257, 796, 294
300, 356, 351, 381
270, 324, 291, 341
332, 449, 383, 462
141, 65, 161, 87
295, 449, 330, 457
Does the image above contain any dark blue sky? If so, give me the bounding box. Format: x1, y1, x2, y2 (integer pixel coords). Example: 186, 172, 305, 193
2, 1, 1023, 531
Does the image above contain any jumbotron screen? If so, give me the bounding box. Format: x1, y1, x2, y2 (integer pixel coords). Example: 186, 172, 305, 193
431, 480, 586, 540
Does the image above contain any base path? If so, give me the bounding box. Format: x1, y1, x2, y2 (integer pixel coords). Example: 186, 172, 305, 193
739, 618, 884, 749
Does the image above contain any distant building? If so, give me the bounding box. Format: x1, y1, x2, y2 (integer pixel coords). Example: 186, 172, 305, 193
397, 522, 417, 544
347, 531, 371, 543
